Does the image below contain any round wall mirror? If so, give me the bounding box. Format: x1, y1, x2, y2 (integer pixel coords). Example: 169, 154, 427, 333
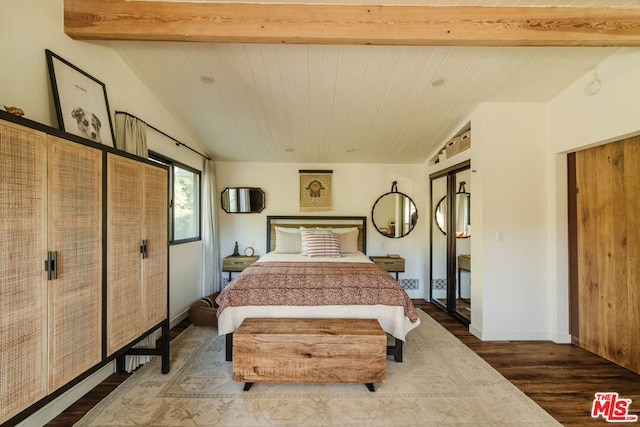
435, 185, 471, 238
372, 186, 418, 238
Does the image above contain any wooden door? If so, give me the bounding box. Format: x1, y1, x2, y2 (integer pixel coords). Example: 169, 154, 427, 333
574, 136, 640, 374
47, 136, 102, 391
106, 154, 143, 355
142, 164, 168, 331
0, 121, 48, 423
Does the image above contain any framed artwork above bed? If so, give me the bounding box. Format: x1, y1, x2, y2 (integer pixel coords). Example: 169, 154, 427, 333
266, 215, 367, 254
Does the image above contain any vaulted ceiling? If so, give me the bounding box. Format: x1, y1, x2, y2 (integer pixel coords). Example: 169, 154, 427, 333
65, 0, 640, 164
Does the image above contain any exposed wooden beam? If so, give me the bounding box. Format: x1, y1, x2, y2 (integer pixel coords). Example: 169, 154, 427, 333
64, 0, 640, 47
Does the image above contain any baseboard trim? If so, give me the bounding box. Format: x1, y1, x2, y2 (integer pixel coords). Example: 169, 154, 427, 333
467, 325, 562, 342
171, 308, 189, 328
17, 363, 114, 427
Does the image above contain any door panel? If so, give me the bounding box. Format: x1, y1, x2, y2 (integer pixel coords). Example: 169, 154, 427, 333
0, 122, 48, 422
47, 136, 102, 391
107, 154, 143, 355
454, 169, 471, 321
431, 175, 448, 309
575, 136, 640, 374
142, 164, 168, 330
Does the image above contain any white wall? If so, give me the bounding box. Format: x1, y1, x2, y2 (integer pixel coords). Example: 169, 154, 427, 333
467, 103, 551, 340
215, 162, 428, 298
1, 1, 205, 424
448, 48, 640, 343
546, 48, 640, 343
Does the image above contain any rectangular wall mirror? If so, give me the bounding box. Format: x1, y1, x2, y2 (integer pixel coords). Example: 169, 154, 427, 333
221, 187, 265, 213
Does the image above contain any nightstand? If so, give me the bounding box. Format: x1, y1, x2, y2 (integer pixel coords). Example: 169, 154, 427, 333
369, 255, 405, 280
222, 255, 259, 281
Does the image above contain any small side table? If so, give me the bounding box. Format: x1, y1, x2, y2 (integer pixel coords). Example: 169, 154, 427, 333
369, 256, 405, 280
223, 255, 259, 281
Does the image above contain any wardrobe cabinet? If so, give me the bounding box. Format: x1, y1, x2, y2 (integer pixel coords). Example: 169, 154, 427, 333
0, 113, 169, 426
106, 154, 168, 356
0, 120, 102, 423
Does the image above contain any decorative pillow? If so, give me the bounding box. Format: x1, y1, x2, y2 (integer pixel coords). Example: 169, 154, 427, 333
300, 227, 331, 255
275, 226, 300, 233
331, 227, 358, 233
274, 227, 302, 253
306, 233, 341, 257
333, 229, 359, 253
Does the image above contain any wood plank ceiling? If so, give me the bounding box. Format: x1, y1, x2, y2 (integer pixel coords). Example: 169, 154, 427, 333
65, 0, 640, 163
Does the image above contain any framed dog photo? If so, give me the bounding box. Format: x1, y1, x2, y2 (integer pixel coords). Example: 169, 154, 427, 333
45, 49, 115, 147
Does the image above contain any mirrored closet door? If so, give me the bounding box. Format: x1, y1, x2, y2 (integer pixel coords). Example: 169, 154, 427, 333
430, 161, 471, 324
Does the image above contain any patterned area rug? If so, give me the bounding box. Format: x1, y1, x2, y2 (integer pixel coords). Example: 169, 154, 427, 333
75, 310, 560, 426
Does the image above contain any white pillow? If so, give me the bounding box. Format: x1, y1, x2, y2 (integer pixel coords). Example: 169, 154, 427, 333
306, 233, 341, 257
331, 227, 358, 234
300, 227, 331, 255
334, 229, 359, 253
275, 226, 300, 234
274, 227, 302, 253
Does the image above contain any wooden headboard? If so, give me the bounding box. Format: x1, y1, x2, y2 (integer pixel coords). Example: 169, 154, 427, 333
266, 216, 367, 254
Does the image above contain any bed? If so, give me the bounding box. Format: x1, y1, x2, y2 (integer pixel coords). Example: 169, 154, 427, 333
216, 215, 421, 362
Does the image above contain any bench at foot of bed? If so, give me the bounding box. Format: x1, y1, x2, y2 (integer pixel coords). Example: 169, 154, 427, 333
231, 318, 386, 389
226, 328, 405, 363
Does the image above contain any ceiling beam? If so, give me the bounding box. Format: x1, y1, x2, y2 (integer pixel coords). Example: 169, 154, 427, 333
64, 0, 640, 47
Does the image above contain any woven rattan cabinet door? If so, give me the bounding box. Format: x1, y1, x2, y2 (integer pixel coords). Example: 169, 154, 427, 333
47, 136, 102, 392
107, 154, 144, 355
0, 121, 48, 424
142, 164, 168, 330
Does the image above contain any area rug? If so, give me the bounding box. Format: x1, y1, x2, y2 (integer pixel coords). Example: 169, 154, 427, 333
75, 310, 560, 426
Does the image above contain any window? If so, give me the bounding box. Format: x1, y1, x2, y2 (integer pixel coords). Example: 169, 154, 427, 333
149, 152, 201, 244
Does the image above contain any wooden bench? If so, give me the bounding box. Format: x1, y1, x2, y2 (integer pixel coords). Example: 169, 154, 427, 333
232, 318, 386, 391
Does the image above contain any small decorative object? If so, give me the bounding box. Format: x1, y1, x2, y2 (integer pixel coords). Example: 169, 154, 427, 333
244, 246, 254, 256
232, 241, 240, 256
3, 106, 24, 116
45, 49, 115, 147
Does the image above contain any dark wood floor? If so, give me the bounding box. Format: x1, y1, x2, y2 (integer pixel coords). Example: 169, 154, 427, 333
414, 301, 640, 426
47, 301, 640, 426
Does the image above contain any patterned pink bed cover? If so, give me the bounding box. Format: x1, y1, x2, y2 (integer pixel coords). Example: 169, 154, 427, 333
215, 260, 420, 338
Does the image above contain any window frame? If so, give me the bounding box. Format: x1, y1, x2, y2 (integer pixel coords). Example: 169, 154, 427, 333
149, 151, 202, 245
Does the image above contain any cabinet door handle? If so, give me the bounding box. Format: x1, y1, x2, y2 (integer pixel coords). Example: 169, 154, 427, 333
44, 251, 58, 280
140, 239, 149, 259
52, 250, 58, 279
45, 251, 52, 280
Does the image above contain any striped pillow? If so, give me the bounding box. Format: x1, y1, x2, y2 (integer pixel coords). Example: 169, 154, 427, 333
300, 227, 330, 255
306, 232, 341, 257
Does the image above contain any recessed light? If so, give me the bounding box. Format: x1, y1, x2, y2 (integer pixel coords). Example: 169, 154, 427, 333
200, 75, 215, 85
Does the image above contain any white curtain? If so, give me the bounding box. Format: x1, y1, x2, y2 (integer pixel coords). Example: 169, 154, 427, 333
115, 113, 148, 157
202, 159, 222, 294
